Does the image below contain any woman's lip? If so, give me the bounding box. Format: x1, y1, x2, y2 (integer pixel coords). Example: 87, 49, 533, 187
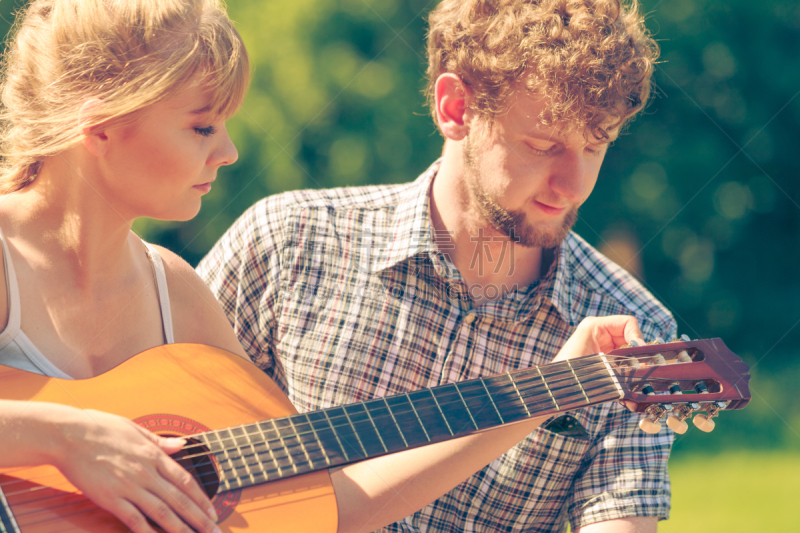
193, 183, 212, 193
535, 201, 567, 215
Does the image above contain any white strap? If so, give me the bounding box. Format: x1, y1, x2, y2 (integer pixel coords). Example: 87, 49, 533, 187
143, 243, 175, 344
0, 228, 22, 344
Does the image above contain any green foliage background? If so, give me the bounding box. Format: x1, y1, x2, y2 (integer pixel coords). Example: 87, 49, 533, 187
0, 0, 796, 456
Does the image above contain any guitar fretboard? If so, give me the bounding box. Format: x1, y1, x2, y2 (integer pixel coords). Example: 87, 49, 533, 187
195, 356, 622, 492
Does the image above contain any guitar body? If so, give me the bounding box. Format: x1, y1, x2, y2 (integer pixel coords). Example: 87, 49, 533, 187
0, 344, 338, 533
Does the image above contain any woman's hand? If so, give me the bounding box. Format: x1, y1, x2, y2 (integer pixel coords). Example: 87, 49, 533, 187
554, 315, 646, 362
51, 407, 221, 533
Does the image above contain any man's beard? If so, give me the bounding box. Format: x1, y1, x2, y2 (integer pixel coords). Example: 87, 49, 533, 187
463, 135, 577, 249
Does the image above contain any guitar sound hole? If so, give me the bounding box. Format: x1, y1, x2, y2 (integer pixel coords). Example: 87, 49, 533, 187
169, 437, 220, 499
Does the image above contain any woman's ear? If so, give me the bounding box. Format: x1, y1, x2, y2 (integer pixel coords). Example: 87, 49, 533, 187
79, 99, 108, 156
434, 74, 473, 141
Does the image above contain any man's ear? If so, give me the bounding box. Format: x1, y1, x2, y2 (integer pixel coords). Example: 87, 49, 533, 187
79, 99, 108, 157
434, 73, 473, 141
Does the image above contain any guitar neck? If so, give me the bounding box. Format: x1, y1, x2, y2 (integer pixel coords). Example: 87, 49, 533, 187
196, 356, 622, 493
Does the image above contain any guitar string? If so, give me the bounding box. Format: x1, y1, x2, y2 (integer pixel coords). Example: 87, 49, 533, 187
0, 352, 677, 502
178, 353, 656, 461
0, 361, 620, 502
0, 356, 625, 485
14, 358, 624, 486
0, 353, 673, 497
3, 349, 691, 507
172, 353, 655, 459
4, 359, 689, 527
0, 370, 611, 502
167, 351, 698, 491
4, 379, 621, 521
211, 380, 621, 488
1, 364, 627, 506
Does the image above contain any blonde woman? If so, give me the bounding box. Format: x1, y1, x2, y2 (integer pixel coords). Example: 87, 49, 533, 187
0, 1, 647, 533
0, 1, 251, 532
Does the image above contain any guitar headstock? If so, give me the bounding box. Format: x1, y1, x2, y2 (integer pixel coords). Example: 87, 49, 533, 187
605, 336, 751, 435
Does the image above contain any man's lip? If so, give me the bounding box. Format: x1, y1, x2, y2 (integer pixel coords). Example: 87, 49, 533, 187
193, 182, 213, 192
534, 201, 567, 215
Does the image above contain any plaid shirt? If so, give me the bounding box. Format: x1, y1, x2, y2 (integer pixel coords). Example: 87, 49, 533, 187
197, 161, 676, 532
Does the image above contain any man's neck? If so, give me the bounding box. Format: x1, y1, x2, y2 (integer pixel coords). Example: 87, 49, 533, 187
429, 145, 544, 306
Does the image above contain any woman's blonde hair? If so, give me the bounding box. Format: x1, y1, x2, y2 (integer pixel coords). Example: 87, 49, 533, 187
426, 0, 658, 140
0, 0, 250, 193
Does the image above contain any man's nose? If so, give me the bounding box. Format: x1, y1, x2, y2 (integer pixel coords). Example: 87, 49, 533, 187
548, 151, 588, 203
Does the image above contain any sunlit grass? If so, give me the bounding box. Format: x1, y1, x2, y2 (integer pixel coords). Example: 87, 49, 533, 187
661, 451, 796, 532
567, 452, 795, 532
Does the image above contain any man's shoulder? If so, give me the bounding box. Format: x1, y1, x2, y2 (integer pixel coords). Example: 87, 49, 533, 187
563, 232, 675, 334
249, 182, 417, 219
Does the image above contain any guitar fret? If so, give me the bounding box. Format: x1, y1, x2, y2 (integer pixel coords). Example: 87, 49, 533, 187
272, 419, 299, 474
383, 397, 409, 447
428, 389, 453, 436
406, 392, 431, 442
453, 382, 479, 430
600, 354, 624, 399
341, 407, 368, 457
262, 420, 287, 477
480, 379, 504, 424
287, 416, 315, 470
323, 409, 351, 462
208, 430, 237, 490
537, 367, 560, 410
362, 402, 389, 453
238, 426, 258, 485
251, 423, 273, 482
566, 360, 591, 404
507, 372, 531, 417
304, 413, 332, 466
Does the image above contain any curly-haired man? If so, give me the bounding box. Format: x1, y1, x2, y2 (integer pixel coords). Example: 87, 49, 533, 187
199, 1, 676, 531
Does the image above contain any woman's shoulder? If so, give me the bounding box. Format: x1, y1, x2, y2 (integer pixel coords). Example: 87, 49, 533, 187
145, 241, 249, 360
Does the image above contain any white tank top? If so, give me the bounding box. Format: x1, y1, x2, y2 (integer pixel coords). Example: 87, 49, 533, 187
0, 232, 175, 379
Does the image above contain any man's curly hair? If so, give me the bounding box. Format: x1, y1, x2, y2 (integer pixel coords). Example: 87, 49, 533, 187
426, 0, 658, 140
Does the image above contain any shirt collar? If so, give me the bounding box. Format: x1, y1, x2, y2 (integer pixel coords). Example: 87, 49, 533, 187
370, 159, 579, 327
370, 160, 440, 273
529, 234, 580, 326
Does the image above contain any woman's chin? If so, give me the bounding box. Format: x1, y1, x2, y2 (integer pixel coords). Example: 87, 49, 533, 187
145, 201, 203, 222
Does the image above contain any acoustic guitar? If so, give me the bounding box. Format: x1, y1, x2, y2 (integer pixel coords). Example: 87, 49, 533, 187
0, 337, 751, 532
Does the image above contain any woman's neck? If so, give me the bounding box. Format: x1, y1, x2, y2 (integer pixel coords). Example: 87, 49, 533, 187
0, 151, 138, 291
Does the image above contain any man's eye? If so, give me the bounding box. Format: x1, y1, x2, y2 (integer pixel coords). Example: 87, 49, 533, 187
586, 145, 605, 156
527, 144, 554, 156
194, 126, 216, 137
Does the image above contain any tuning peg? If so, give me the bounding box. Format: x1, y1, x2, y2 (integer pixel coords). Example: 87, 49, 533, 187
655, 336, 665, 344
639, 417, 662, 433
639, 402, 668, 434
665, 385, 691, 434
667, 416, 689, 434
693, 414, 716, 432
680, 334, 691, 342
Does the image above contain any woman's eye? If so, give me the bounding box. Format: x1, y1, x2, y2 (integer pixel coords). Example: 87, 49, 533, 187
194, 126, 216, 137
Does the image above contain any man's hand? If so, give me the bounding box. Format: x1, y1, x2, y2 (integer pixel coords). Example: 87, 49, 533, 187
554, 315, 646, 362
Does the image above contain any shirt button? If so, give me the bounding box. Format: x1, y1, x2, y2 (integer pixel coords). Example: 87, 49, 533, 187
464, 313, 477, 324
